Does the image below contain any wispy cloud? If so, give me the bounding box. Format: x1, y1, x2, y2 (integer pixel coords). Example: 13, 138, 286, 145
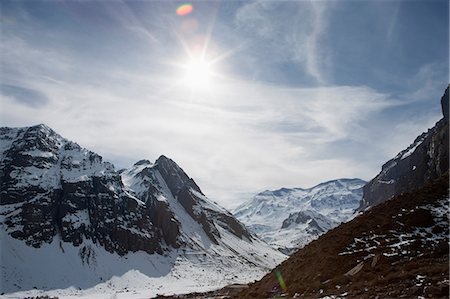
235, 0, 330, 84
0, 84, 49, 108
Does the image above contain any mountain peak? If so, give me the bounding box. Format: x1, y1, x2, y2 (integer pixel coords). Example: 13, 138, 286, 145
133, 159, 152, 166
28, 123, 57, 135
155, 154, 171, 163
155, 155, 203, 195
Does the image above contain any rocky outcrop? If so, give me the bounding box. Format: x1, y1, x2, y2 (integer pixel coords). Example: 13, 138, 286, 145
281, 210, 336, 236
359, 86, 449, 210
0, 125, 167, 255
155, 155, 203, 196
441, 85, 449, 121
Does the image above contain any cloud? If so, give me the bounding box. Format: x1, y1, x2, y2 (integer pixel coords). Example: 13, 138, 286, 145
235, 0, 330, 84
1, 84, 49, 108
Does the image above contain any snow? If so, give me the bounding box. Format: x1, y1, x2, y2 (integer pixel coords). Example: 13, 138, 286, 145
62, 210, 91, 229
234, 179, 366, 252
1, 224, 284, 299
23, 150, 56, 158
338, 197, 449, 258
377, 179, 395, 184
394, 132, 428, 161
190, 189, 229, 215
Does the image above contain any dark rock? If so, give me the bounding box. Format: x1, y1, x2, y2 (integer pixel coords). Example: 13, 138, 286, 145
177, 187, 220, 244
441, 84, 449, 121
400, 209, 434, 228
359, 87, 449, 210
155, 155, 202, 196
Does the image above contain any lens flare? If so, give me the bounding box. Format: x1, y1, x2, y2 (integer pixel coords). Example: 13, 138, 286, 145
176, 3, 193, 16
275, 270, 287, 292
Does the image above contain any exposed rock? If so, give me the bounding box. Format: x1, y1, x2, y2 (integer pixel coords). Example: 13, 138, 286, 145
441, 85, 449, 121
359, 86, 449, 210
155, 155, 202, 196
345, 262, 364, 277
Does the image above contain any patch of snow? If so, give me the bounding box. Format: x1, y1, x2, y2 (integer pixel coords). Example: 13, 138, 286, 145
23, 150, 56, 158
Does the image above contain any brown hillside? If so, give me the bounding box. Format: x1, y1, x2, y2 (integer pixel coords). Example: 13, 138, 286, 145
237, 173, 449, 299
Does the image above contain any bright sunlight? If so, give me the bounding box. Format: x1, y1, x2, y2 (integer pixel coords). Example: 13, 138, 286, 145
183, 57, 212, 89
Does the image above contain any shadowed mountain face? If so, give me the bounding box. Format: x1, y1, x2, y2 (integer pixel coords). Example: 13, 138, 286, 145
0, 124, 285, 294
359, 86, 449, 211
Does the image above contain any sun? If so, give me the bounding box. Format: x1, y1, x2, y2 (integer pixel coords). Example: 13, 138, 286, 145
183, 57, 212, 88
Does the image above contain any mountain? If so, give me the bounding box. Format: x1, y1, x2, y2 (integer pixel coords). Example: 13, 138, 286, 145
233, 178, 366, 254
238, 174, 449, 298
0, 124, 285, 298
237, 86, 449, 299
359, 85, 449, 210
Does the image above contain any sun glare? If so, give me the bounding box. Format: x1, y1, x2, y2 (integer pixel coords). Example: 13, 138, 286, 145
184, 57, 212, 88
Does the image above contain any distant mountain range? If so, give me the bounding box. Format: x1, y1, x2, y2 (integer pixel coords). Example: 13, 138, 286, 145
0, 124, 285, 297
233, 178, 366, 254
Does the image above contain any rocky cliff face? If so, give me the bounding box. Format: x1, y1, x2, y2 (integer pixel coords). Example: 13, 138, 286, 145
359, 86, 449, 210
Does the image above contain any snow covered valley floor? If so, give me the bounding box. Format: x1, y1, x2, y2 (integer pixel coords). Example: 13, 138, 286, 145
1, 228, 284, 299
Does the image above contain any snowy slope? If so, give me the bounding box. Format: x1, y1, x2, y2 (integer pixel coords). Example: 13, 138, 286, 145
1, 226, 282, 299
233, 179, 366, 253
0, 124, 286, 298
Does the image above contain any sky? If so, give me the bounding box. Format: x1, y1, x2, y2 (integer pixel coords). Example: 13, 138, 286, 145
1, 0, 448, 210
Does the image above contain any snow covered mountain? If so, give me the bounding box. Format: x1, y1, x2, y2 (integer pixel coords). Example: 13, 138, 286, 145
233, 179, 366, 254
0, 124, 285, 298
